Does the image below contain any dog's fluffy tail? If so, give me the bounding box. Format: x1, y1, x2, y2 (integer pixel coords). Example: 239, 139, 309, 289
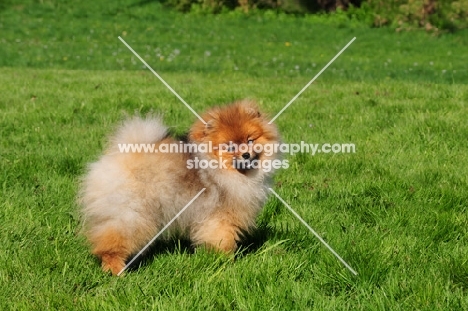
106, 116, 168, 153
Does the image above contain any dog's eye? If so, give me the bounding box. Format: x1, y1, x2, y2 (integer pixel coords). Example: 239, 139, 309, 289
247, 139, 254, 145
227, 145, 235, 152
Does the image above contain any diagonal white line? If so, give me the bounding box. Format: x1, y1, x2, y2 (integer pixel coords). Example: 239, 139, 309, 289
268, 188, 358, 276
118, 36, 207, 124
268, 37, 356, 124
117, 188, 206, 276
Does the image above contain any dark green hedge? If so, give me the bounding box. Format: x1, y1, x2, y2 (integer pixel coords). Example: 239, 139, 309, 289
161, 0, 468, 31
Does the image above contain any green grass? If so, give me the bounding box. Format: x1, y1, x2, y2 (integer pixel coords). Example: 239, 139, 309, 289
1, 0, 468, 310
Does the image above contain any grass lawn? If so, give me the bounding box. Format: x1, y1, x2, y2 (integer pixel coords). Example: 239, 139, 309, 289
1, 0, 468, 309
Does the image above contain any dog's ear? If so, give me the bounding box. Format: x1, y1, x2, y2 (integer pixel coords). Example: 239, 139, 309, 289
189, 122, 204, 142
239, 100, 261, 118
246, 107, 261, 118
205, 119, 216, 130
202, 110, 220, 134
189, 115, 217, 142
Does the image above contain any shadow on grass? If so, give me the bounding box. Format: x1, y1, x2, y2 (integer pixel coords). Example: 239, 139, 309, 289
236, 223, 274, 257
123, 238, 194, 273
123, 223, 279, 272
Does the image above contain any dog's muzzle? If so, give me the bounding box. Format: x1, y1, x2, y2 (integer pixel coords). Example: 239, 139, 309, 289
233, 154, 259, 170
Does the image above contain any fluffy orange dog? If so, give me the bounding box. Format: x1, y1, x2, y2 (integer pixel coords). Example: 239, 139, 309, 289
79, 100, 280, 275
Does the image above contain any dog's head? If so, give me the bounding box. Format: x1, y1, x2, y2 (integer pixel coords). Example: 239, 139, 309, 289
189, 100, 280, 174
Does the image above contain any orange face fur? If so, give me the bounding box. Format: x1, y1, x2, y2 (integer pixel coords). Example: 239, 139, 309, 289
189, 100, 279, 172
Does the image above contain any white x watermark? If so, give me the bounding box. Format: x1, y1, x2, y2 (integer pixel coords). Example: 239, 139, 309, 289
118, 35, 357, 275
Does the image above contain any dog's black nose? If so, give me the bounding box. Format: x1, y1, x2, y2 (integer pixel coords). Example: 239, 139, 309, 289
242, 152, 250, 159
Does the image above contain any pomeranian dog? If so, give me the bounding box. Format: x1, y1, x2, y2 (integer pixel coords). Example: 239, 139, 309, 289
79, 100, 280, 275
